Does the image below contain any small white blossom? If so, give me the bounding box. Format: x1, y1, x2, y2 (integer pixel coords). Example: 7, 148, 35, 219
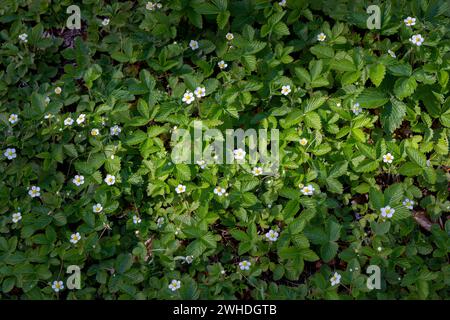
110, 125, 121, 136
28, 186, 41, 198
380, 205, 395, 218
4, 148, 17, 160
218, 60, 228, 70
51, 280, 64, 292
197, 159, 206, 169
383, 153, 394, 164
403, 198, 414, 210
330, 272, 341, 286
132, 215, 142, 224
351, 102, 362, 115
91, 128, 100, 136
93, 203, 103, 213
185, 255, 194, 264
301, 184, 315, 196
252, 167, 263, 176
54, 87, 62, 95
388, 49, 396, 58
299, 138, 308, 146
76, 114, 86, 125
239, 260, 251, 270
44, 113, 54, 119
233, 148, 246, 160
45, 96, 51, 104
404, 17, 416, 26
182, 91, 195, 104
279, 0, 287, 6
175, 184, 186, 194
194, 86, 206, 98
189, 40, 199, 50
409, 34, 424, 46
168, 279, 181, 291
18, 33, 28, 43
317, 32, 326, 42
214, 186, 226, 196
72, 175, 85, 186
9, 114, 19, 124
64, 117, 74, 126
102, 18, 110, 26
281, 85, 291, 95
225, 33, 234, 41
157, 217, 164, 227
377, 246, 382, 252
265, 229, 279, 242
104, 174, 116, 185
12, 212, 22, 223
70, 232, 81, 244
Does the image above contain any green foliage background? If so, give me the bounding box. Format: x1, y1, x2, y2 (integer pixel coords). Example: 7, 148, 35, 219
0, 0, 449, 299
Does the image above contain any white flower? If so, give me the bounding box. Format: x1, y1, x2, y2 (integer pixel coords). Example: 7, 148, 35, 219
281, 85, 291, 95
110, 125, 121, 136
377, 246, 382, 252
4, 148, 17, 160
182, 91, 195, 104
104, 174, 116, 185
157, 217, 164, 227
185, 255, 194, 264
189, 40, 199, 50
9, 114, 19, 124
403, 198, 414, 210
233, 148, 246, 160
330, 272, 341, 286
197, 159, 206, 169
252, 167, 263, 176
404, 17, 416, 26
218, 60, 228, 70
351, 102, 362, 115
146, 2, 155, 10
194, 86, 206, 98
70, 232, 81, 244
54, 87, 62, 95
382, 153, 394, 164
409, 34, 424, 46
64, 117, 74, 126
132, 215, 142, 224
72, 175, 85, 186
28, 186, 41, 198
317, 32, 326, 42
175, 184, 186, 194
214, 186, 226, 196
388, 49, 396, 58
279, 0, 287, 6
265, 229, 279, 242
44, 113, 54, 119
225, 33, 234, 41
156, 3, 162, 9
168, 279, 181, 291
76, 114, 86, 124
12, 212, 22, 223
18, 33, 28, 43
239, 260, 251, 270
102, 18, 110, 26
380, 205, 395, 218
91, 128, 100, 136
45, 96, 51, 104
299, 138, 308, 146
51, 280, 64, 292
301, 184, 315, 196
93, 203, 103, 213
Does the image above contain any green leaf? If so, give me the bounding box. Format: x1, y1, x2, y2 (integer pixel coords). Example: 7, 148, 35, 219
369, 63, 386, 87
406, 148, 427, 167
357, 88, 389, 108
394, 77, 417, 100
381, 98, 406, 134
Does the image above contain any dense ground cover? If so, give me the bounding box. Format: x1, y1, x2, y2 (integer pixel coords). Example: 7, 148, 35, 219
0, 0, 449, 300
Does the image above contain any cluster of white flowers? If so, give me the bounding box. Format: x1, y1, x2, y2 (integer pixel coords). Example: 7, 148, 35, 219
317, 32, 326, 42
351, 102, 362, 115
4, 148, 17, 160
382, 153, 394, 164
330, 272, 341, 286
214, 186, 226, 196
218, 60, 228, 70
233, 148, 246, 160
104, 174, 116, 186
28, 186, 41, 198
265, 229, 279, 242
380, 205, 395, 218
300, 184, 315, 196
239, 260, 251, 270
93, 203, 103, 213
70, 232, 81, 244
175, 184, 186, 194
18, 33, 28, 43
72, 175, 85, 186
146, 1, 162, 11
403, 198, 414, 210
9, 114, 19, 124
281, 85, 291, 95
12, 212, 22, 223
182, 90, 195, 104
168, 279, 181, 291
51, 280, 64, 292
